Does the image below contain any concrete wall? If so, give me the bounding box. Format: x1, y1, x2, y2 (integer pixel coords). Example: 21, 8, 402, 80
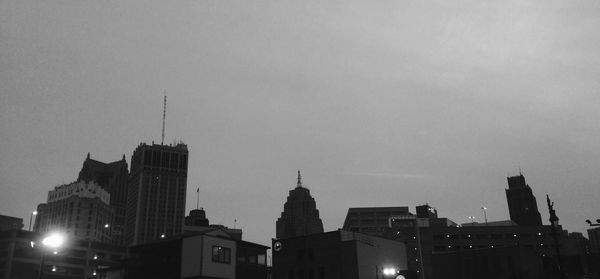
354, 236, 407, 279
201, 235, 236, 279
181, 235, 203, 278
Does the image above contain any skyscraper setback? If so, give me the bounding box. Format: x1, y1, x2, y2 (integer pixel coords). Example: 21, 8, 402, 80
125, 142, 188, 245
505, 174, 543, 226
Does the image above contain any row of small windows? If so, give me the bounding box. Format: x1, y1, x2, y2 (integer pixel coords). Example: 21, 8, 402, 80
143, 150, 187, 170
433, 243, 555, 251
433, 233, 545, 240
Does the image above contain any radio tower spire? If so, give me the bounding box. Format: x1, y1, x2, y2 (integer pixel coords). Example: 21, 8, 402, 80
161, 93, 167, 145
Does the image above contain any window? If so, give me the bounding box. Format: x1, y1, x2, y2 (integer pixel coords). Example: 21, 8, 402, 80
212, 246, 231, 264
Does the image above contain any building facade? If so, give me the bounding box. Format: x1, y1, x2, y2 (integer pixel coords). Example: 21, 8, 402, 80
109, 232, 268, 279
275, 171, 324, 239
0, 229, 125, 279
505, 174, 542, 226
589, 227, 600, 254
77, 153, 129, 246
342, 206, 412, 237
34, 181, 113, 244
272, 230, 407, 279
125, 142, 188, 246
343, 204, 585, 279
0, 215, 23, 232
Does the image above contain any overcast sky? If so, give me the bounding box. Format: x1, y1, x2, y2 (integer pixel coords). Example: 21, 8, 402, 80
1, 0, 600, 246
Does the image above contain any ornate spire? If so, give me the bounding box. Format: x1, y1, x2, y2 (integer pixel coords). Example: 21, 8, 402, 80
297, 170, 302, 188
87, 152, 90, 159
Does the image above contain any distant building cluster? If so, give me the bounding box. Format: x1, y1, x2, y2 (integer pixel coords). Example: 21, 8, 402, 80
271, 173, 599, 279
1, 134, 599, 279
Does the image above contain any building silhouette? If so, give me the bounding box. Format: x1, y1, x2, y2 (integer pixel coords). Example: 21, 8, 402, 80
0, 215, 23, 231
342, 206, 412, 236
77, 153, 129, 245
185, 208, 209, 227
34, 181, 113, 243
113, 231, 268, 279
124, 142, 188, 245
272, 230, 407, 279
505, 174, 542, 226
275, 171, 324, 239
184, 209, 243, 240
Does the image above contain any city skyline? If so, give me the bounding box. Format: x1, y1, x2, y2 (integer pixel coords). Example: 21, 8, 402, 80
2, 0, 600, 247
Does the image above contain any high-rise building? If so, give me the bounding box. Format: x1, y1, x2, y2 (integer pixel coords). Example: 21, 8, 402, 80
505, 174, 542, 226
77, 153, 129, 245
33, 181, 113, 243
125, 142, 188, 245
275, 171, 324, 239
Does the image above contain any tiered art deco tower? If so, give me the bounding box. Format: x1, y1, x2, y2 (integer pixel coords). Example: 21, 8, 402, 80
276, 171, 324, 239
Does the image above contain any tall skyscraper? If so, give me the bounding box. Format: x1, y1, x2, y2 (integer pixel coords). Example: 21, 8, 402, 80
34, 181, 113, 243
505, 173, 542, 226
125, 142, 188, 245
77, 153, 129, 245
276, 171, 324, 239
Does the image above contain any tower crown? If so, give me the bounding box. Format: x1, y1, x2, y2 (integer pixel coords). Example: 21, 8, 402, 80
297, 170, 302, 188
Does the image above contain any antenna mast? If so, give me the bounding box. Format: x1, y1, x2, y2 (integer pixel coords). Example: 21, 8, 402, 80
161, 93, 167, 145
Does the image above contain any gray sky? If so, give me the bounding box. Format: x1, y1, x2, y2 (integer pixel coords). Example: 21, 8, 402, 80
1, 0, 600, 246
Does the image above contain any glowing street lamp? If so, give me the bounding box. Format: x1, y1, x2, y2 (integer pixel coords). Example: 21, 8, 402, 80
382, 267, 398, 276
38, 233, 65, 279
42, 233, 65, 249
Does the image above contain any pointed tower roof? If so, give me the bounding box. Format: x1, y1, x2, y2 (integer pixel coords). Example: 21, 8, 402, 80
276, 171, 324, 239
297, 170, 302, 188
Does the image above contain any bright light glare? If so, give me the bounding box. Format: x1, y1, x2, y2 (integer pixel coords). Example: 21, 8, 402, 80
382, 267, 397, 276
32, 211, 38, 215
42, 233, 65, 248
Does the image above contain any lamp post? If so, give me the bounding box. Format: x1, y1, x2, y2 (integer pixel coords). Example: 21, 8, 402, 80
37, 233, 65, 279
29, 211, 38, 231
468, 216, 475, 225
481, 207, 488, 225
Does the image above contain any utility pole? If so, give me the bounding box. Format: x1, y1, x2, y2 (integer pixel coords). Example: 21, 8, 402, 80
161, 94, 166, 145
547, 195, 565, 279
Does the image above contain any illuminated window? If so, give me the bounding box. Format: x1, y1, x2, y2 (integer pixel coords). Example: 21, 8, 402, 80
212, 246, 231, 264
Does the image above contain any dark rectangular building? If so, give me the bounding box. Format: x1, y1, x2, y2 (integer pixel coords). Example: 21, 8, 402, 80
125, 142, 188, 246
505, 174, 542, 226
272, 230, 407, 279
